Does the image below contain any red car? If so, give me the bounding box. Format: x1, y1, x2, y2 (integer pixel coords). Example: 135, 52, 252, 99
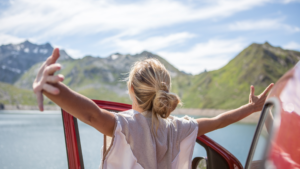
61, 62, 300, 169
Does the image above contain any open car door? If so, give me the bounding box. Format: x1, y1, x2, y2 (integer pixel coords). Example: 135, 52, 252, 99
61, 100, 243, 169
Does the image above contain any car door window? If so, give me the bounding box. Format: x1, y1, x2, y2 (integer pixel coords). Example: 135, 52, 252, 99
62, 100, 133, 169
193, 143, 207, 159
77, 109, 119, 169
77, 119, 103, 169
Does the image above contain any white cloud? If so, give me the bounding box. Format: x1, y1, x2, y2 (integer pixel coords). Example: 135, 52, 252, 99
228, 19, 300, 33
0, 0, 269, 40
0, 0, 282, 74
0, 33, 25, 45
158, 38, 246, 74
64, 48, 84, 59
283, 41, 300, 50
108, 32, 195, 54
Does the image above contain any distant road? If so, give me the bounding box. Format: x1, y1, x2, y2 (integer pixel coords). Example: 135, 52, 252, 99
2, 105, 60, 111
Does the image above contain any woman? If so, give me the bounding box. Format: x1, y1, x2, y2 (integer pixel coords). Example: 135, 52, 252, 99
33, 48, 273, 169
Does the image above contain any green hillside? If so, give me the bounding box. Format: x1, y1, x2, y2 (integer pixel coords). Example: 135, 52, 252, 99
0, 82, 42, 105
14, 51, 184, 104
8, 42, 300, 109
179, 42, 300, 109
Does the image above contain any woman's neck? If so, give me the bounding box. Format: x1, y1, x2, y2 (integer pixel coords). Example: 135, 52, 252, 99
129, 90, 145, 113
132, 100, 144, 113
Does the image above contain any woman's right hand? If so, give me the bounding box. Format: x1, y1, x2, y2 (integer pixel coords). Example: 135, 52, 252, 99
32, 48, 64, 111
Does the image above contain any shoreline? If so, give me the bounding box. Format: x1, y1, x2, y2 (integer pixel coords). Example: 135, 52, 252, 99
1, 105, 60, 110
1, 105, 260, 124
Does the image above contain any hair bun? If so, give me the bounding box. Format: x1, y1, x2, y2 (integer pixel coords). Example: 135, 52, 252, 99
160, 82, 169, 93
153, 90, 180, 118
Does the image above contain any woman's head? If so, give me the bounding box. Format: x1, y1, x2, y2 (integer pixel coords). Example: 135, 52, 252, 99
127, 58, 181, 119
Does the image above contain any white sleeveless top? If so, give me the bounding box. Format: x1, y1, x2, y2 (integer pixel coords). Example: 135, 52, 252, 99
100, 109, 198, 169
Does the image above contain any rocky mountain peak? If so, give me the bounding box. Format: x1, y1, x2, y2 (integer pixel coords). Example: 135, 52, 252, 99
0, 41, 72, 84
263, 41, 271, 46
22, 40, 33, 45
139, 50, 153, 57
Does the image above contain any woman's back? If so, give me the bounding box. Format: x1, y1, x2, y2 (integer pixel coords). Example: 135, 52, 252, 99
101, 110, 198, 169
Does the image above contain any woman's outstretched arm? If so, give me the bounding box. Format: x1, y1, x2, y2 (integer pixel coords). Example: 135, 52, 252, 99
33, 48, 115, 136
196, 83, 274, 136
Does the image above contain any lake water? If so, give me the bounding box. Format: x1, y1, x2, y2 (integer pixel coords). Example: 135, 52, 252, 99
0, 110, 263, 169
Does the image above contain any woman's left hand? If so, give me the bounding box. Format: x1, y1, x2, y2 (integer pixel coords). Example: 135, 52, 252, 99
249, 83, 274, 112
32, 48, 64, 111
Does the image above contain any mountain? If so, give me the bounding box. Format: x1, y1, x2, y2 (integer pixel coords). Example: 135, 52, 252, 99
179, 42, 300, 109
15, 51, 186, 104
1, 41, 300, 109
0, 40, 72, 84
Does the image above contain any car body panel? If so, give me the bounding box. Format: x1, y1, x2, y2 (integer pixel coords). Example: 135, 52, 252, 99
267, 63, 300, 168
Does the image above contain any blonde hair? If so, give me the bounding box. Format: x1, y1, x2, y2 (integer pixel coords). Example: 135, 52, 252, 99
127, 58, 181, 132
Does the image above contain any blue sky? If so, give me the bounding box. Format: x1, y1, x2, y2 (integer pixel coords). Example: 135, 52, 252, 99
0, 0, 299, 74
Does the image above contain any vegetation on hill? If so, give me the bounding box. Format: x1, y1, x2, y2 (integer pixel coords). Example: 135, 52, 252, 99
178, 42, 300, 109
14, 51, 184, 105
2, 42, 299, 109
0, 82, 53, 106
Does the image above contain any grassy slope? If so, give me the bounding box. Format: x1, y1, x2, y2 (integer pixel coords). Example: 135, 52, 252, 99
180, 43, 300, 109
0, 82, 39, 105
10, 43, 300, 108
14, 51, 181, 105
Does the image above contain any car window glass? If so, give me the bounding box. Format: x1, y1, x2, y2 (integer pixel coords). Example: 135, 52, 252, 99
193, 142, 208, 159
78, 119, 103, 169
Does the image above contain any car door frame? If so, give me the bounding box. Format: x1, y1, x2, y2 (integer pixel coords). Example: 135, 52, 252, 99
244, 98, 281, 169
61, 100, 131, 169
